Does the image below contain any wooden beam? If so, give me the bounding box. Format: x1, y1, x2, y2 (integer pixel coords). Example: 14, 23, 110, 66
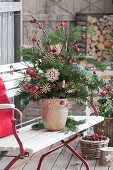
22, 14, 75, 22
0, 2, 22, 13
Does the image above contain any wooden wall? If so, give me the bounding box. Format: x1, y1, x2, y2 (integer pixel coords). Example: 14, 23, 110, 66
22, 0, 113, 45
0, 0, 22, 64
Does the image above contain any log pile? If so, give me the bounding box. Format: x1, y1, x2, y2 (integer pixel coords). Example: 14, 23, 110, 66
86, 15, 113, 61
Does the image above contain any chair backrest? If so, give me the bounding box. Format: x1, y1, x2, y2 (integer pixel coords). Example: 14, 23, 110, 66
0, 62, 29, 98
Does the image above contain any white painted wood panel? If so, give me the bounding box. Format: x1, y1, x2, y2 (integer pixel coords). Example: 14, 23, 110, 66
0, 2, 22, 13
7, 12, 14, 63
0, 116, 104, 153
0, 72, 24, 82
2, 12, 8, 64
0, 62, 31, 73
0, 1, 22, 65
6, 88, 19, 98
0, 62, 31, 97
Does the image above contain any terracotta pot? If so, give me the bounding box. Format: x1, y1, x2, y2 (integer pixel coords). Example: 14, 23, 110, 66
42, 99, 69, 131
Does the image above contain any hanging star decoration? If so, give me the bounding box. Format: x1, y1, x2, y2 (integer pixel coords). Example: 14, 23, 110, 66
31, 90, 39, 99
45, 68, 60, 82
105, 154, 113, 162
41, 83, 51, 93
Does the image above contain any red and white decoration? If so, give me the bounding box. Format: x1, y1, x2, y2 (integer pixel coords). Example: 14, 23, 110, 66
45, 68, 60, 82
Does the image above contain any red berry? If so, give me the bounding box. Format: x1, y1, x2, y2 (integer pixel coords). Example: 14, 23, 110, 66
26, 69, 31, 75
75, 48, 79, 52
29, 89, 33, 93
68, 60, 72, 63
93, 71, 96, 74
39, 25, 42, 29
100, 91, 106, 96
30, 20, 33, 23
32, 19, 37, 23
30, 72, 37, 78
60, 22, 66, 26
61, 27, 65, 30
81, 36, 85, 40
52, 48, 57, 53
74, 44, 77, 48
56, 26, 59, 29
95, 134, 98, 137
23, 85, 28, 90
32, 38, 35, 42
51, 83, 56, 88
37, 91, 42, 94
60, 101, 65, 105
32, 85, 39, 91
92, 137, 96, 141
26, 83, 30, 87
72, 58, 76, 63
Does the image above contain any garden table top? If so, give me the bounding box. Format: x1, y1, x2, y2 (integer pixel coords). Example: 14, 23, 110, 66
0, 116, 104, 154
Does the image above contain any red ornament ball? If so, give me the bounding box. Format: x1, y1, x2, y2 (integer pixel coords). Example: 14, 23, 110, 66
100, 91, 106, 96
93, 71, 96, 74
60, 101, 65, 105
37, 91, 42, 94
32, 19, 37, 23
30, 19, 37, 23
74, 44, 77, 48
32, 85, 39, 91
26, 69, 31, 75
81, 36, 85, 40
26, 83, 30, 87
38, 25, 42, 29
52, 47, 57, 53
30, 20, 33, 23
61, 27, 65, 30
32, 38, 35, 42
72, 58, 76, 63
23, 85, 28, 90
68, 60, 72, 64
29, 89, 33, 93
51, 83, 56, 88
75, 48, 79, 52
60, 22, 66, 26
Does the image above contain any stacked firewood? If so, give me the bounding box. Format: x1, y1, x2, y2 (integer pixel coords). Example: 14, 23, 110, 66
86, 15, 113, 61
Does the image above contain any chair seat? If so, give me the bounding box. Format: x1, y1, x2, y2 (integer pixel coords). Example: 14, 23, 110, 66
0, 116, 104, 154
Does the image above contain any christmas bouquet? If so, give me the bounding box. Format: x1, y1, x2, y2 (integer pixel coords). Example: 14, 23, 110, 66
17, 18, 106, 108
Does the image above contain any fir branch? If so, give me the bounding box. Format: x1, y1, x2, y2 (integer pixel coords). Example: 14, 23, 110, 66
32, 117, 86, 134
32, 120, 44, 130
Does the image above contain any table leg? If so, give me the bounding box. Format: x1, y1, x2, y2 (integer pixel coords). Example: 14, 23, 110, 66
37, 143, 64, 170
61, 140, 89, 170
4, 155, 21, 170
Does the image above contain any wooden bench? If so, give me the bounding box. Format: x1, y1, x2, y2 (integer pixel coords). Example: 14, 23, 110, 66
0, 62, 104, 170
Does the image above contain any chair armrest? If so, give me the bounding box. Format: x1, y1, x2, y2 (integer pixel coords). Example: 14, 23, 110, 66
0, 104, 22, 121
0, 104, 15, 109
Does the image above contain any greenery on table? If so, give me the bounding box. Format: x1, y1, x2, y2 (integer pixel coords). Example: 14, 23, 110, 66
32, 117, 86, 134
